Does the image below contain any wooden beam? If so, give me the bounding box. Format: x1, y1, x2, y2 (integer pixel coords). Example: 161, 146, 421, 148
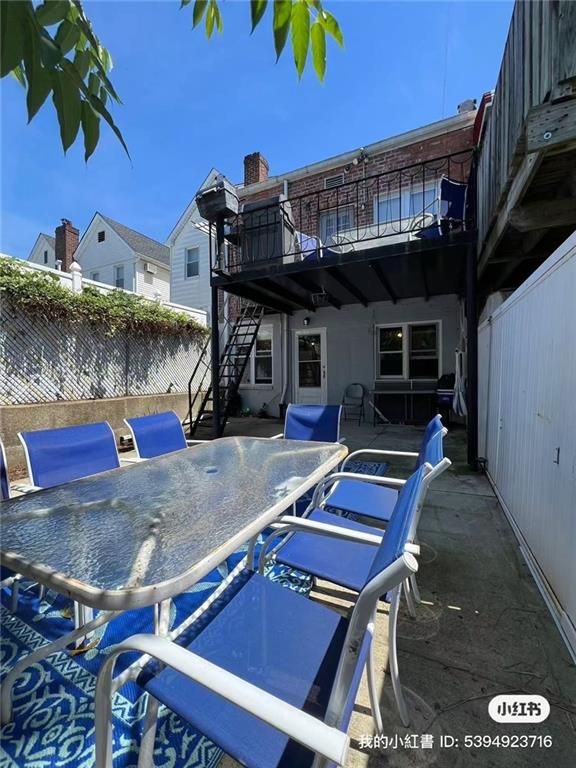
509, 197, 576, 232
526, 99, 576, 154
285, 274, 342, 309
326, 267, 369, 307
256, 279, 316, 312
478, 152, 543, 274
369, 262, 397, 303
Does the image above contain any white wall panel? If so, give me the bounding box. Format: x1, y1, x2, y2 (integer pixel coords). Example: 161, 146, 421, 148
478, 232, 576, 656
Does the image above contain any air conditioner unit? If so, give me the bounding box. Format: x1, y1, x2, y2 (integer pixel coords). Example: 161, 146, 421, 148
144, 262, 157, 274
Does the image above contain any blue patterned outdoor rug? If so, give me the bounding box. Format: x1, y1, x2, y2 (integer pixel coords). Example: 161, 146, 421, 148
345, 459, 389, 477
0, 542, 311, 768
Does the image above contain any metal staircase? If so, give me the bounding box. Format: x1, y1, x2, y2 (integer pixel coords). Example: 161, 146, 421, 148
183, 304, 264, 438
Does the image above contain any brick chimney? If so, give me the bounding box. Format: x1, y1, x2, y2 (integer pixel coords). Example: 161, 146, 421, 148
55, 218, 79, 272
244, 152, 269, 186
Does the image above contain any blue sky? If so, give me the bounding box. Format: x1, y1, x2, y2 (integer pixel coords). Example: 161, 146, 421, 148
1, 0, 513, 258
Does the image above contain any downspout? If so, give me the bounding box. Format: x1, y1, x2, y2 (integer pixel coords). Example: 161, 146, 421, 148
280, 178, 290, 417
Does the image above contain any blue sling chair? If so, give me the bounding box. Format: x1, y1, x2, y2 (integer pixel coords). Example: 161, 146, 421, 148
272, 404, 343, 443
18, 422, 123, 630
321, 414, 445, 525
94, 465, 426, 768
124, 410, 203, 459
259, 430, 450, 727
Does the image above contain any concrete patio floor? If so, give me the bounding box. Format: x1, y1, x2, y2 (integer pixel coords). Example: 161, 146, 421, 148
222, 417, 576, 767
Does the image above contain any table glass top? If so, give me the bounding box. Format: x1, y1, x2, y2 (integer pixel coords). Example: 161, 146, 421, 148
0, 437, 345, 604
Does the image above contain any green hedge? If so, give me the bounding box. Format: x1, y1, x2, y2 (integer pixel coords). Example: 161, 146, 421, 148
0, 257, 209, 341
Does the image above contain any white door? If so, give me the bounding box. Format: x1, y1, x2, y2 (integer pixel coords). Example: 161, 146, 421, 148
294, 328, 327, 404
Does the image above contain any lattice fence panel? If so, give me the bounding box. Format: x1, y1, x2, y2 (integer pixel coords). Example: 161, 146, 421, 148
0, 301, 205, 405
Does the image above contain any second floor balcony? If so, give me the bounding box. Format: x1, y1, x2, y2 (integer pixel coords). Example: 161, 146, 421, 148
201, 149, 476, 314
209, 149, 475, 277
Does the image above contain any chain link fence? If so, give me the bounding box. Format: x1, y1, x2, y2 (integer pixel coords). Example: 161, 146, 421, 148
0, 301, 206, 405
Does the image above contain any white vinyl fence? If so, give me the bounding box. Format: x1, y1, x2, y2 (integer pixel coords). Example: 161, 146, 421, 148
478, 232, 576, 659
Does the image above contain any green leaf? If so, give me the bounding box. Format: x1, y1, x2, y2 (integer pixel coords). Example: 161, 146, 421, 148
318, 9, 343, 46
273, 0, 292, 60
89, 93, 130, 159
55, 19, 81, 54
11, 65, 26, 88
81, 99, 99, 161
25, 46, 52, 121
51, 69, 81, 151
180, 0, 192, 7
250, 0, 267, 31
38, 29, 63, 69
74, 15, 121, 101
88, 71, 98, 94
73, 48, 90, 78
192, 0, 208, 28
310, 20, 325, 81
205, 3, 215, 38
35, 1, 70, 27
212, 1, 222, 33
1, 0, 25, 77
291, 1, 310, 78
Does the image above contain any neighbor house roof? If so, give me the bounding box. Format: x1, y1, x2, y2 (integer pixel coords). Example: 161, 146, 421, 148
99, 214, 170, 266
40, 234, 55, 248
167, 167, 225, 245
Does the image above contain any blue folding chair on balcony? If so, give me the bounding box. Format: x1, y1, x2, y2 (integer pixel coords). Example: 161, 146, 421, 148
416, 176, 468, 239
124, 410, 203, 459
94, 466, 426, 768
272, 404, 343, 442
321, 414, 445, 526
258, 458, 449, 727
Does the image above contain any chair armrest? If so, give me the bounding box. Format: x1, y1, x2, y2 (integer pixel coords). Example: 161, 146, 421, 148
270, 433, 284, 439
97, 635, 349, 767
275, 516, 383, 546
258, 516, 383, 573
120, 457, 145, 465
186, 440, 209, 446
10, 483, 41, 494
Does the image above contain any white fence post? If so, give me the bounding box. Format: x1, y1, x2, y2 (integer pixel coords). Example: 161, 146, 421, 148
70, 260, 82, 293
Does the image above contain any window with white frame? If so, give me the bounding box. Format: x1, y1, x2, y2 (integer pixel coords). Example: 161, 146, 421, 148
376, 322, 440, 379
374, 185, 438, 226
319, 205, 355, 242
185, 247, 200, 278
114, 265, 125, 288
240, 326, 273, 386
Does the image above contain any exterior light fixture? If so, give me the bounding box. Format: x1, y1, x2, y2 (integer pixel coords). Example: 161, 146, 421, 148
303, 317, 311, 326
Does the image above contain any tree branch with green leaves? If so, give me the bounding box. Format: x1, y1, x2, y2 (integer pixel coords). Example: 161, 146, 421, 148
1, 0, 343, 161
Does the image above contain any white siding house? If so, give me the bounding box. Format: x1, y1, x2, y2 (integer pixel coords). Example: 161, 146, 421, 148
168, 169, 223, 318
28, 233, 56, 268
74, 213, 170, 300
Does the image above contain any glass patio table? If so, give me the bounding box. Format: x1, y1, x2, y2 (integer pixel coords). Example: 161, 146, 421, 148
0, 436, 346, 724
0, 436, 346, 611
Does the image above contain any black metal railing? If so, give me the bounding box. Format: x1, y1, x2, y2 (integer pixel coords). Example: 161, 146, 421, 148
212, 149, 475, 274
